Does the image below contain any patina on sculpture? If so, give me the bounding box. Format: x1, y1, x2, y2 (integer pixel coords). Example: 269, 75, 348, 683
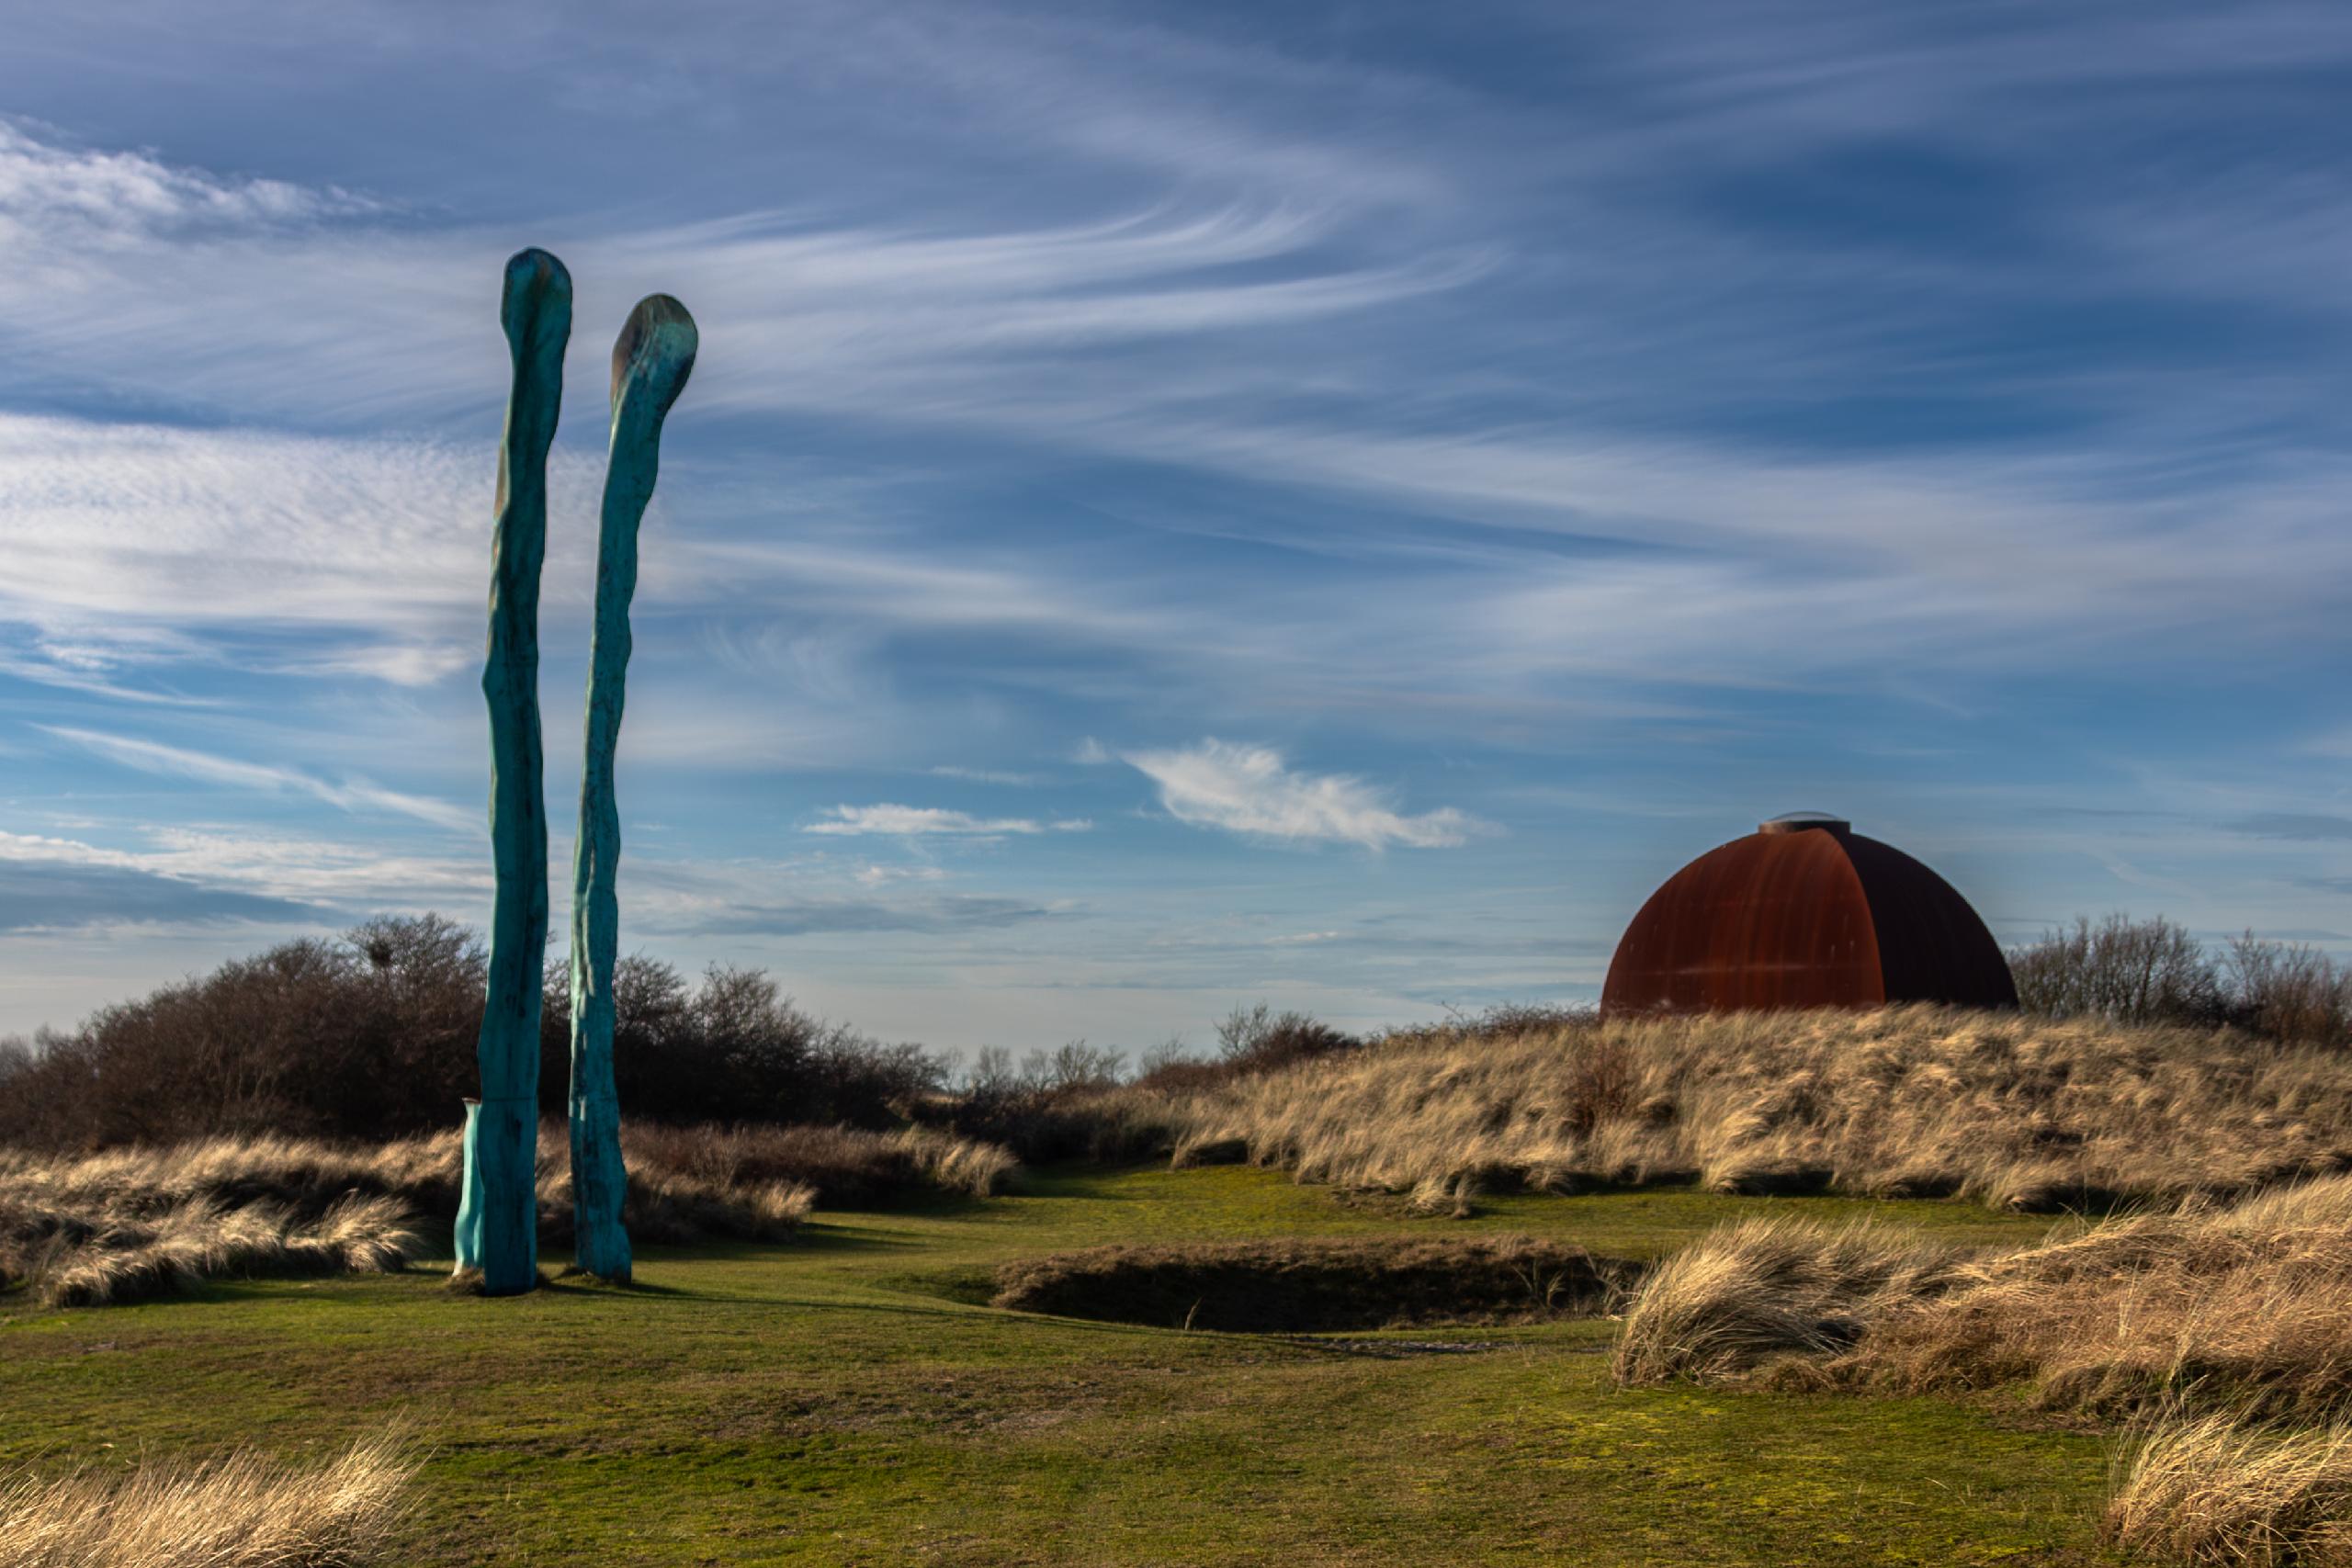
568, 296, 699, 1283
456, 248, 568, 1295
457, 254, 697, 1292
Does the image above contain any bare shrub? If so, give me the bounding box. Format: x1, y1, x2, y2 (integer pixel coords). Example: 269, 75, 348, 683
0, 1427, 418, 1567
1381, 1001, 1599, 1049
0, 919, 949, 1152
2010, 914, 2351, 1046
2009, 913, 2228, 1026
942, 1043, 1190, 1162
1118, 1007, 1362, 1100
1215, 1004, 1358, 1072
2107, 1413, 2352, 1567
2228, 935, 2352, 1053
549, 959, 948, 1132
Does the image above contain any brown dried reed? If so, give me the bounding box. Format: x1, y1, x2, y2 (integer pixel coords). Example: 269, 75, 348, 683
1, 1121, 1011, 1307
1613, 1174, 2352, 1423
1160, 1006, 2352, 1213
0, 1427, 417, 1568
2105, 1411, 2352, 1566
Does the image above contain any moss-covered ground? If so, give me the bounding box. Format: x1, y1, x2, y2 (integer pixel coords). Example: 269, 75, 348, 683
0, 1164, 2120, 1565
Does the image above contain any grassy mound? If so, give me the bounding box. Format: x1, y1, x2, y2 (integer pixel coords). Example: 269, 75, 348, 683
992, 1234, 1640, 1332
1138, 1005, 2352, 1213
1613, 1172, 2352, 1422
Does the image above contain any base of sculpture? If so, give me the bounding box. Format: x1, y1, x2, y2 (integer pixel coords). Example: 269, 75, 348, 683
453, 1096, 539, 1295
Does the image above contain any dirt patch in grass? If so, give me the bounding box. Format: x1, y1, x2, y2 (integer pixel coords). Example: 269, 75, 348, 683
991, 1234, 1641, 1333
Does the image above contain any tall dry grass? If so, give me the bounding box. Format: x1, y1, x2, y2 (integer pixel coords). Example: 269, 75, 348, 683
620, 1122, 1013, 1204
0, 1428, 417, 1568
1612, 1174, 2352, 1423
1, 1122, 1011, 1306
1611, 1180, 2352, 1562
1606, 1218, 1962, 1385
1156, 1006, 2352, 1213
2107, 1413, 2352, 1566
19, 1195, 420, 1310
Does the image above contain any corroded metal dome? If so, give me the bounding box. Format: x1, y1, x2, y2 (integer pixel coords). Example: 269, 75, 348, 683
1600, 815, 2017, 1016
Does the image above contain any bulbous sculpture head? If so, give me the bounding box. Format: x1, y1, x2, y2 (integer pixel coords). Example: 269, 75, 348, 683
611, 293, 697, 418
500, 248, 573, 354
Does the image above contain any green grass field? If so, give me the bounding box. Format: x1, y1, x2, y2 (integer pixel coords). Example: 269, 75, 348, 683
0, 1164, 2122, 1565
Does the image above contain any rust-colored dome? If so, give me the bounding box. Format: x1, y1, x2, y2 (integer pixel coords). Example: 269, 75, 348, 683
1600, 815, 2017, 1016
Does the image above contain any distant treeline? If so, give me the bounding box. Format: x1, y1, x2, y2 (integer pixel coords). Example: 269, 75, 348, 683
2006, 913, 2351, 1046
0, 915, 944, 1152
1, 910, 2343, 1154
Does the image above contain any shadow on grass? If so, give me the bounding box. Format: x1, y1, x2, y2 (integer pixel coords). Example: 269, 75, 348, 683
826, 1187, 1010, 1219
1004, 1160, 1179, 1202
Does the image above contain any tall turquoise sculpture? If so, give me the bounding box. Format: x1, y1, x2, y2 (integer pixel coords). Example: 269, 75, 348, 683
456, 248, 570, 1295
567, 296, 698, 1282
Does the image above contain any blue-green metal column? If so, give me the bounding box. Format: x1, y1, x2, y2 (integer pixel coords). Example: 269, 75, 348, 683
456, 248, 570, 1295
568, 295, 697, 1282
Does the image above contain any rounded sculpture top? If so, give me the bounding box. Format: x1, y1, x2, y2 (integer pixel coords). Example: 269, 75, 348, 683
498, 248, 573, 360
611, 293, 697, 416
1600, 817, 2017, 1017
1758, 811, 1850, 835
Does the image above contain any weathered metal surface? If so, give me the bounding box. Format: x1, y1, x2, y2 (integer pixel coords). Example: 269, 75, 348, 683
1843, 832, 2018, 1010
456, 248, 570, 1294
1600, 817, 2016, 1017
566, 294, 698, 1283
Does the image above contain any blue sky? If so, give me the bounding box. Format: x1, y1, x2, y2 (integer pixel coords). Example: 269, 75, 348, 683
0, 1, 2346, 1055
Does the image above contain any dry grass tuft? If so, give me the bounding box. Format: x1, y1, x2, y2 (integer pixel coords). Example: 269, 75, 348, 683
619, 1122, 1012, 1205
1609, 1174, 2352, 1561
2107, 1413, 2352, 1566
28, 1196, 421, 1310
1148, 1006, 2352, 1213
1608, 1218, 1965, 1385
1838, 1176, 2352, 1419
0, 1428, 418, 1567
1613, 1174, 2352, 1423
1, 1120, 1009, 1306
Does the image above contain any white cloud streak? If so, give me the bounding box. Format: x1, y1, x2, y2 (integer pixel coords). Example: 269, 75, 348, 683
41, 726, 476, 832
803, 805, 1091, 837
1125, 739, 1487, 850
0, 410, 602, 688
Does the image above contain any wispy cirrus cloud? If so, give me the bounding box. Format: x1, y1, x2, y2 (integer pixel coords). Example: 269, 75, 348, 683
2232, 813, 2352, 842
642, 892, 1067, 939
0, 829, 321, 932
0, 116, 375, 236
1125, 739, 1487, 851
854, 863, 949, 886
0, 112, 1470, 431
0, 1, 2348, 1046
0, 410, 613, 689
41, 726, 475, 832
929, 765, 1045, 786
803, 805, 1091, 837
